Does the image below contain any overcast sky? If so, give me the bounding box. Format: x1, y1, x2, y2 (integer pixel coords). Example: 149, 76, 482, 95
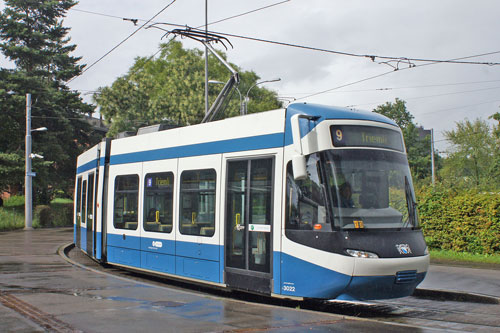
1, 0, 499, 152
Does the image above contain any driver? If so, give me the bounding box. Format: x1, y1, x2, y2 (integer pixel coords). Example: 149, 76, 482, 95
339, 182, 355, 208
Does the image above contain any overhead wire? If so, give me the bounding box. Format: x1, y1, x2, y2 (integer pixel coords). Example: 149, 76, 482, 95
345, 85, 500, 108
68, 4, 500, 128
152, 25, 500, 67
295, 50, 500, 101
280, 78, 500, 95
67, 0, 177, 84
68, 0, 292, 86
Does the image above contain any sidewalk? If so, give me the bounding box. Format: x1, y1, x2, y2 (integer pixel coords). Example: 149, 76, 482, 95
419, 264, 500, 298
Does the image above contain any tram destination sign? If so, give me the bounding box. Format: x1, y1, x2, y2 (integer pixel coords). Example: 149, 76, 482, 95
330, 125, 404, 151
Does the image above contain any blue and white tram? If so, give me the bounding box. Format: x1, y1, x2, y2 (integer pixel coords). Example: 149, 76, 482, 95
74, 103, 429, 300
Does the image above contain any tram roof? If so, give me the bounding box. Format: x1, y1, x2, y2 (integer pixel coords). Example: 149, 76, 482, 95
286, 103, 398, 127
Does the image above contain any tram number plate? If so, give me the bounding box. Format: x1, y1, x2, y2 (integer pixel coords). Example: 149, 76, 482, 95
283, 282, 296, 292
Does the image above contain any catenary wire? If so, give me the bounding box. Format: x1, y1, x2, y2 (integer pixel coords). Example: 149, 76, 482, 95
152, 25, 500, 66
295, 50, 500, 101
345, 85, 500, 108
68, 1, 292, 87
280, 78, 500, 95
67, 0, 177, 84
67, 7, 500, 123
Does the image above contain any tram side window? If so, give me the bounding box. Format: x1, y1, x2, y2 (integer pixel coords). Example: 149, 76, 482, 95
75, 177, 82, 225
144, 172, 174, 233
285, 155, 330, 232
179, 169, 216, 237
114, 175, 139, 230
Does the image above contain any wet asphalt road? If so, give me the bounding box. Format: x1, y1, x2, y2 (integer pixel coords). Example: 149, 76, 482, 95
0, 228, 499, 332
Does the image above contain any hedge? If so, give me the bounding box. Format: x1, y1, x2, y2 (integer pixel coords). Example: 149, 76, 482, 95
35, 202, 73, 227
2, 196, 73, 228
417, 185, 500, 255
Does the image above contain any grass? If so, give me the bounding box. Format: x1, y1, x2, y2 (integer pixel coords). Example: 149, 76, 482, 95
430, 249, 500, 269
0, 208, 26, 231
50, 198, 73, 204
0, 208, 41, 231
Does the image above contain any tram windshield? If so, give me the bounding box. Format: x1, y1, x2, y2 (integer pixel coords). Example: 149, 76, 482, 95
285, 149, 419, 230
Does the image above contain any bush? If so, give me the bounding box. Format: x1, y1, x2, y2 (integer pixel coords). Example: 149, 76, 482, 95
34, 202, 73, 227
417, 184, 500, 255
50, 202, 74, 227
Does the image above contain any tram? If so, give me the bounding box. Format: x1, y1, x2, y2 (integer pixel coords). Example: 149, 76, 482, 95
74, 102, 429, 300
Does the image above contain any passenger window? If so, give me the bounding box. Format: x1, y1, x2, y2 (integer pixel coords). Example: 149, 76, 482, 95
81, 180, 87, 226
179, 169, 216, 237
114, 175, 139, 230
144, 172, 174, 233
75, 177, 82, 225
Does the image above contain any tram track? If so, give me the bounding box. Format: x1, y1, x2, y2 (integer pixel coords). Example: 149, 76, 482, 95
0, 291, 80, 333
63, 244, 500, 332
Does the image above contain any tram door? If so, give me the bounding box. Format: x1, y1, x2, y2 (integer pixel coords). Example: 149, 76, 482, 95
225, 158, 274, 294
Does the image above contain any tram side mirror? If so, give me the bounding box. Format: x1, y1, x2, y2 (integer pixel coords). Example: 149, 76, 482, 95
292, 154, 307, 180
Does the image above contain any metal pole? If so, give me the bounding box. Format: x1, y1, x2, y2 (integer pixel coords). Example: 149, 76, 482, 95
25, 93, 33, 230
244, 78, 281, 115
431, 128, 435, 185
204, 0, 209, 115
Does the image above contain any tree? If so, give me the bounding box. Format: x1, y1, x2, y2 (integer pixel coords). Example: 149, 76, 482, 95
94, 41, 281, 136
0, 0, 98, 201
373, 98, 436, 182
441, 118, 498, 189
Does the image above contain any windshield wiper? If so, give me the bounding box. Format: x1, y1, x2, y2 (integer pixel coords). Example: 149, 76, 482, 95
402, 176, 416, 229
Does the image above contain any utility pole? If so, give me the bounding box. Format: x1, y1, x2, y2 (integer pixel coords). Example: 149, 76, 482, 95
25, 93, 33, 230
431, 128, 435, 185
25, 93, 46, 230
204, 0, 209, 115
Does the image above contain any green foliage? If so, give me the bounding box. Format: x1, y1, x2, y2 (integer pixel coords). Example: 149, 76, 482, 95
441, 118, 498, 189
34, 202, 73, 227
373, 98, 437, 181
430, 249, 500, 266
0, 0, 101, 199
0, 201, 73, 230
0, 208, 25, 230
3, 195, 24, 208
95, 41, 281, 136
50, 198, 73, 204
417, 184, 500, 255
0, 153, 24, 191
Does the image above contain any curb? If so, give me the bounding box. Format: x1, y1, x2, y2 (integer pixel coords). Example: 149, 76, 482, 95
413, 288, 499, 304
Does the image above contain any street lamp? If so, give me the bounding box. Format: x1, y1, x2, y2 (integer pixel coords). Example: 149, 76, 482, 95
208, 80, 244, 115
25, 94, 47, 230
243, 78, 281, 115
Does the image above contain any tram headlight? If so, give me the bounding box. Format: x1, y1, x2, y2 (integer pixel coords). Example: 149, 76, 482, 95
346, 249, 379, 258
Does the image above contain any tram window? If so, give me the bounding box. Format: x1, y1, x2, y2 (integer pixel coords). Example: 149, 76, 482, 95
75, 177, 82, 225
143, 172, 174, 233
114, 174, 139, 230
81, 180, 87, 226
285, 155, 330, 232
179, 169, 216, 237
